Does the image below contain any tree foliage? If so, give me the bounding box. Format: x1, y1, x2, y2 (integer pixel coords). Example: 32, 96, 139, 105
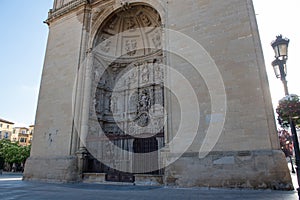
276, 94, 300, 128
0, 139, 31, 167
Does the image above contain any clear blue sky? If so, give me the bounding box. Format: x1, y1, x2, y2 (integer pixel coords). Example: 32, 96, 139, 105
0, 0, 299, 127
0, 1, 53, 126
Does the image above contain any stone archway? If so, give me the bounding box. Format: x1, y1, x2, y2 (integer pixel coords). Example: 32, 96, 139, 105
85, 4, 164, 182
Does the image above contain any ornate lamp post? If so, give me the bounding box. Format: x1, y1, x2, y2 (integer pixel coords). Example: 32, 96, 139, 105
271, 35, 300, 195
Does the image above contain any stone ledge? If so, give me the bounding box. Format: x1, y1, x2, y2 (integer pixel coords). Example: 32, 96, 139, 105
82, 173, 163, 186
82, 173, 135, 185
134, 174, 163, 186
83, 173, 106, 183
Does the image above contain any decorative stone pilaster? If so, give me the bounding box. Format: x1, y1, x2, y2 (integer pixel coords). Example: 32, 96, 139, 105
76, 147, 88, 179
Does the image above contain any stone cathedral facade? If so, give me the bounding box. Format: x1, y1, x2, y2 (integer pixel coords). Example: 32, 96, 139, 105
24, 0, 293, 189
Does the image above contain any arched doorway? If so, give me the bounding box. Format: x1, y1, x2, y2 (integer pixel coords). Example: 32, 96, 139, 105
86, 4, 164, 183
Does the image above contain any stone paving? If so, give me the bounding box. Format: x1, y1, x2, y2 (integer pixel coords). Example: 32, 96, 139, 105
0, 172, 298, 200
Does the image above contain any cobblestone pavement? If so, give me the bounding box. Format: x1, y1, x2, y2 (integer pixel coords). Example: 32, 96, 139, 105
0, 173, 298, 200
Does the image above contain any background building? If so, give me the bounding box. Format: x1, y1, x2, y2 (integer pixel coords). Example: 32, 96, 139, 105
28, 125, 34, 145
13, 127, 30, 146
0, 117, 34, 146
0, 118, 14, 140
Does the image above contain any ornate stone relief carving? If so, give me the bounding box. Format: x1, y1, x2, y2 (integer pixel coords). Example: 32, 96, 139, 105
94, 5, 162, 59
141, 63, 150, 83
125, 39, 138, 56
151, 29, 162, 49
90, 5, 164, 158
138, 89, 151, 112
99, 36, 111, 53
139, 12, 152, 27
94, 58, 164, 137
126, 17, 137, 31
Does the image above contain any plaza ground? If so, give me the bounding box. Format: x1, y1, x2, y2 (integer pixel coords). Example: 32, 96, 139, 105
0, 169, 298, 200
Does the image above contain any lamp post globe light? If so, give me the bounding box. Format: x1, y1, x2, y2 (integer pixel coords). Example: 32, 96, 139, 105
271, 35, 289, 95
271, 35, 300, 195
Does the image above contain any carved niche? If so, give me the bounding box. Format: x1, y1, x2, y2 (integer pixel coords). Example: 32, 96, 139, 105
88, 5, 164, 172
93, 5, 162, 59
91, 5, 164, 138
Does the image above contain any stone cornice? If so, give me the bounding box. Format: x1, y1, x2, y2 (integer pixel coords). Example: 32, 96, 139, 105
45, 0, 90, 25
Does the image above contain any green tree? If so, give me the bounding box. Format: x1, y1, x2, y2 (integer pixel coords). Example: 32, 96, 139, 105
0, 139, 31, 170
19, 145, 31, 164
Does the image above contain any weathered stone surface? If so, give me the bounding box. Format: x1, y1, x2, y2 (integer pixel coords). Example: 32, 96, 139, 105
134, 174, 163, 186
213, 156, 235, 165
83, 173, 106, 183
24, 156, 79, 182
164, 150, 293, 190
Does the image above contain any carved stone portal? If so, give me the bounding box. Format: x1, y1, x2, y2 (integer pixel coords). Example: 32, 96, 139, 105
86, 5, 164, 180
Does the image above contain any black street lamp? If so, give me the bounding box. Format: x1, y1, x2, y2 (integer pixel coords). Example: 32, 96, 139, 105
271, 35, 300, 195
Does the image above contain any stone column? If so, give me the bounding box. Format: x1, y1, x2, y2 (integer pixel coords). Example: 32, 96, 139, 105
76, 49, 94, 177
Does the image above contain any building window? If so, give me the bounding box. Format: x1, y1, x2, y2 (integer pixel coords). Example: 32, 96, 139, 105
7, 125, 9, 129
20, 138, 27, 143
4, 132, 9, 139
22, 130, 26, 134
0, 123, 2, 128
